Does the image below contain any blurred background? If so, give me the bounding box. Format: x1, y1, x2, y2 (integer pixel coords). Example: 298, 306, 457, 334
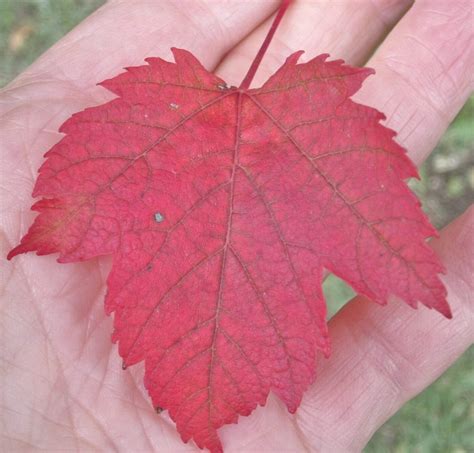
1, 0, 472, 451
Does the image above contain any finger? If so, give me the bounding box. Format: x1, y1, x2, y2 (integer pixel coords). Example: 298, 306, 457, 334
295, 206, 474, 451
6, 0, 279, 92
217, 0, 414, 86
356, 0, 473, 166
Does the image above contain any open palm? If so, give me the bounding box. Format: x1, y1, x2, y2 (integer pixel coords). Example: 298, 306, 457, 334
1, 1, 472, 451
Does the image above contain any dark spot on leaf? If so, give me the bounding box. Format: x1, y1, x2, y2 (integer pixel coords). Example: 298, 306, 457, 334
155, 406, 164, 414
217, 83, 228, 91
122, 362, 127, 370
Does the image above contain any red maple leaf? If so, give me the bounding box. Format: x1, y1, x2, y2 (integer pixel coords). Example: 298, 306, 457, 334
8, 2, 450, 452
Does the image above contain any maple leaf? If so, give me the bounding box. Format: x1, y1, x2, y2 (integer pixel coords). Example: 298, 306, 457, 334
8, 2, 450, 452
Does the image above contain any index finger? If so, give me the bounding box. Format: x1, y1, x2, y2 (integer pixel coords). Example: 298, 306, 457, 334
5, 0, 279, 91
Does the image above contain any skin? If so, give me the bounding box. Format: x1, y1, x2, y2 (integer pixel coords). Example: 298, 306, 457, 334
0, 0, 472, 451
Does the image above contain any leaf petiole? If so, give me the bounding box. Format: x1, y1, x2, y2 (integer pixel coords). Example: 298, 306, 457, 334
239, 0, 292, 90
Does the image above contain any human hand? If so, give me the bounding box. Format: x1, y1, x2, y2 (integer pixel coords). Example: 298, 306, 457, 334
1, 1, 472, 451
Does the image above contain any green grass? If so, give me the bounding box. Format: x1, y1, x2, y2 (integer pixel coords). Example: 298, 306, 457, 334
2, 1, 473, 451
0, 0, 104, 86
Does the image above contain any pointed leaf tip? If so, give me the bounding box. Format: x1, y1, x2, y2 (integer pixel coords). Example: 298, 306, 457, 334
171, 47, 200, 66
286, 50, 305, 65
